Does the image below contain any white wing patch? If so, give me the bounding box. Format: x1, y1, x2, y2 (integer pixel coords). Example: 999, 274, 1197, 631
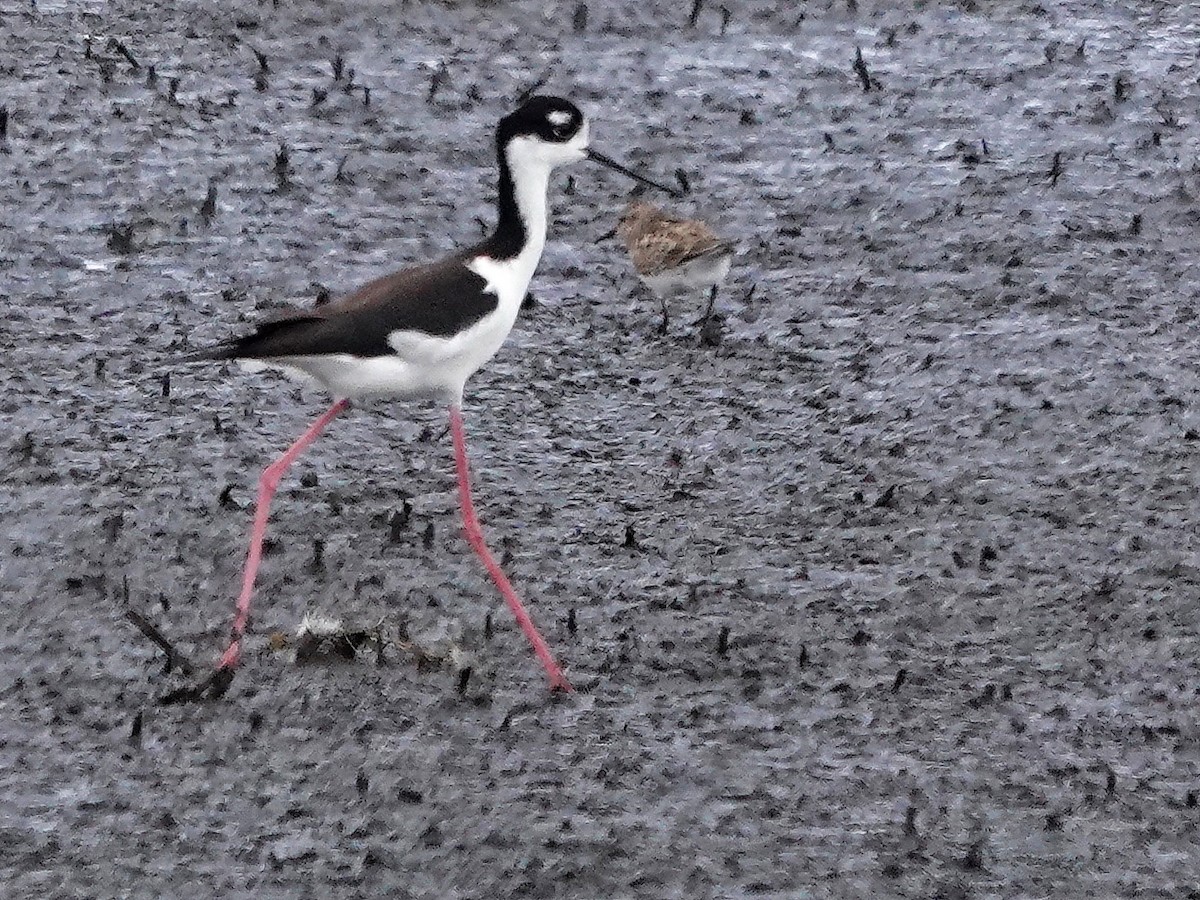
547, 110, 573, 126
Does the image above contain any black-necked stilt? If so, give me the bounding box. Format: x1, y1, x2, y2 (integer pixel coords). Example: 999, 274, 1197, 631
172, 96, 679, 700
616, 200, 734, 337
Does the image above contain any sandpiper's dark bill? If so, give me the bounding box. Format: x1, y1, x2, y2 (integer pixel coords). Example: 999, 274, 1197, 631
586, 148, 683, 197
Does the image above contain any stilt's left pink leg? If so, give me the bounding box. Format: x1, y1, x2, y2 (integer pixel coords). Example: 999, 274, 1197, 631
449, 404, 572, 692
216, 399, 350, 671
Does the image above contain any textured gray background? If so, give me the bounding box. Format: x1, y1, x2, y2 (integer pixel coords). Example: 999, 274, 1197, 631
2, 0, 1199, 897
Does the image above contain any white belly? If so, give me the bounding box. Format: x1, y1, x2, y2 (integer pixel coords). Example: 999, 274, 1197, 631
641, 251, 732, 297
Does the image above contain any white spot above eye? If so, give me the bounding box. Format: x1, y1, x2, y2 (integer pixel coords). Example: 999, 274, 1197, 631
547, 110, 573, 126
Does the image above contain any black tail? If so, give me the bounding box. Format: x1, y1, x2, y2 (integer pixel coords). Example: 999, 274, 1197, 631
165, 312, 327, 366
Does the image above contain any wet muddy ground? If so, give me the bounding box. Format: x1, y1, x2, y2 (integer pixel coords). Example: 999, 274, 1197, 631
3, 0, 1200, 897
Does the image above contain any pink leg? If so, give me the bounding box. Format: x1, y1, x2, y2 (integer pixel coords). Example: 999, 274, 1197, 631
216, 399, 350, 671
449, 405, 572, 692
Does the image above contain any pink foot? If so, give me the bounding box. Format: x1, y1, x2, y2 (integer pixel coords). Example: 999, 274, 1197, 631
217, 640, 241, 671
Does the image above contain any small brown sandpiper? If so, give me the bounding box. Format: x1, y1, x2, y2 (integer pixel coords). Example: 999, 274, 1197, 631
616, 199, 735, 339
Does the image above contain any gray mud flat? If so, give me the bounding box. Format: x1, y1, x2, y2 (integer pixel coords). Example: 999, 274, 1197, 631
2, 1, 1199, 897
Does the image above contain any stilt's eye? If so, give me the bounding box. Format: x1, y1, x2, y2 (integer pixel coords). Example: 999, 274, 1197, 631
546, 111, 576, 140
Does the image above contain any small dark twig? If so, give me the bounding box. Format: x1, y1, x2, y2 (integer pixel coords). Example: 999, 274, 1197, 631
717, 625, 730, 656
873, 484, 897, 508
124, 609, 196, 675
274, 143, 290, 185
128, 710, 144, 746
251, 48, 269, 93
199, 181, 217, 224
388, 500, 412, 544
107, 223, 135, 254
1049, 151, 1063, 186
853, 46, 872, 92
106, 37, 141, 70
427, 61, 449, 104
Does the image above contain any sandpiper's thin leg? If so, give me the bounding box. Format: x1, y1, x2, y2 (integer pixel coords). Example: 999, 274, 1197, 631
448, 404, 572, 692
658, 297, 670, 336
702, 284, 718, 322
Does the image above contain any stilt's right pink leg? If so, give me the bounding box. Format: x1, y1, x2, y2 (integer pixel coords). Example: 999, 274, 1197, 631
449, 404, 572, 692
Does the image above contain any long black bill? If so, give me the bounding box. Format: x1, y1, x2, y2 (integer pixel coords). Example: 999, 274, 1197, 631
587, 149, 683, 197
